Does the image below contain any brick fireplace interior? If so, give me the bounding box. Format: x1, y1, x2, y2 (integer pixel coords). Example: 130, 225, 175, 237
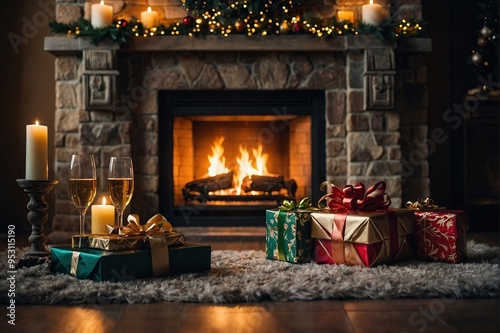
158, 90, 325, 226
46, 0, 431, 235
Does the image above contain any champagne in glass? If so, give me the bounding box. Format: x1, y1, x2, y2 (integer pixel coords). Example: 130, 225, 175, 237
69, 154, 97, 235
108, 157, 134, 228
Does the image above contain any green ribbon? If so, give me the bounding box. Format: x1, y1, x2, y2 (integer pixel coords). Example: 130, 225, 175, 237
279, 197, 316, 211
277, 211, 286, 261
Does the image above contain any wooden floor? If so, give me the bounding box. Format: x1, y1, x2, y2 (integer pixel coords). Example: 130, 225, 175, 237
1, 232, 499, 333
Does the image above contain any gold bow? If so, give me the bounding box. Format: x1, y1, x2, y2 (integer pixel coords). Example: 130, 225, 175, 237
105, 213, 176, 277
406, 198, 445, 211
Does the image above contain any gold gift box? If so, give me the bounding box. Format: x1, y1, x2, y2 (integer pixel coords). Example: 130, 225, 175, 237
72, 232, 186, 251
311, 208, 415, 267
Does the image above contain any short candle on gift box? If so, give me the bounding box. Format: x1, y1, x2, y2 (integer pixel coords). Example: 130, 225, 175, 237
91, 196, 115, 234
25, 120, 48, 180
91, 1, 113, 28
141, 6, 158, 29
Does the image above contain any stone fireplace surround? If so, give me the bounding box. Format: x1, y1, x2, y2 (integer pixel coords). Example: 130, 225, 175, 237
45, 1, 431, 235
45, 34, 431, 235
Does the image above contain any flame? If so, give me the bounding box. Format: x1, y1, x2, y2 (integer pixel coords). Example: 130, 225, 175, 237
207, 137, 229, 177
206, 137, 270, 194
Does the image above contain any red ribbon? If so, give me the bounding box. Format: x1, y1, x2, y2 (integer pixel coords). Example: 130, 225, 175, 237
318, 181, 399, 264
319, 181, 391, 211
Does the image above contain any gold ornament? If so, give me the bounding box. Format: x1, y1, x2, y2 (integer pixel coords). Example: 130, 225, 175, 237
471, 52, 483, 65
480, 25, 492, 38
280, 20, 290, 33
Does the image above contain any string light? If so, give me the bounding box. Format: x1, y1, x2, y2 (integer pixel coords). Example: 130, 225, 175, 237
50, 0, 426, 44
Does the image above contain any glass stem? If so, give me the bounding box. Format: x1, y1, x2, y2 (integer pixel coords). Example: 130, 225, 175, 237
79, 211, 86, 235
117, 210, 124, 228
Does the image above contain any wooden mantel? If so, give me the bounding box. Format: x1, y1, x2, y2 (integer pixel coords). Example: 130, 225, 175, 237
44, 35, 431, 54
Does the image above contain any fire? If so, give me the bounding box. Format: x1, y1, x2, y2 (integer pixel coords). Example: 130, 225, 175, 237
207, 136, 269, 194
207, 137, 229, 177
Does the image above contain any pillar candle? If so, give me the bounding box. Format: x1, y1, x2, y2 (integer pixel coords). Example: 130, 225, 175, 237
141, 6, 158, 29
26, 121, 48, 180
337, 10, 355, 23
362, 0, 384, 26
91, 1, 113, 28
91, 197, 115, 234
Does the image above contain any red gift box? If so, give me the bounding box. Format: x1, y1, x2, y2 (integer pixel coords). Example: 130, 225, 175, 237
413, 210, 468, 263
311, 181, 416, 267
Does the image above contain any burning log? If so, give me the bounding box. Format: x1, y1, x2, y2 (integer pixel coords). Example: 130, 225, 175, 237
183, 171, 234, 202
242, 175, 297, 197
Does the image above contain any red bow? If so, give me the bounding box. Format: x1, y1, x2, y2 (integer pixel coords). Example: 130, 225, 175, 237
319, 181, 391, 211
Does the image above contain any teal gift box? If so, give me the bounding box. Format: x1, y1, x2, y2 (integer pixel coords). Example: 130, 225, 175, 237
51, 243, 211, 282
265, 208, 313, 263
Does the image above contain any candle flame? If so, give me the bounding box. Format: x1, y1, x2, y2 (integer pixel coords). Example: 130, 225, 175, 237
102, 197, 107, 205
35, 120, 39, 126
369, 0, 373, 4
148, 6, 152, 12
100, 0, 104, 5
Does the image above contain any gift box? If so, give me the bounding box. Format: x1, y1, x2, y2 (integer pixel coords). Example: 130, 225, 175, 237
51, 243, 211, 282
311, 209, 415, 267
407, 199, 468, 263
72, 232, 185, 251
311, 181, 416, 267
265, 198, 315, 263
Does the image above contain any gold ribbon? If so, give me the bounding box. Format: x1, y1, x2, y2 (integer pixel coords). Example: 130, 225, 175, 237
406, 198, 445, 211
106, 213, 174, 276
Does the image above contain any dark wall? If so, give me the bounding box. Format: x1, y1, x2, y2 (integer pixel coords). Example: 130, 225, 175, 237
0, 0, 56, 237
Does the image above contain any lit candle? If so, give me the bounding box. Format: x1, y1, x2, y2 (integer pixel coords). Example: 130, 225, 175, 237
141, 6, 158, 29
91, 1, 113, 28
337, 10, 355, 23
26, 120, 48, 180
91, 197, 115, 234
362, 0, 384, 26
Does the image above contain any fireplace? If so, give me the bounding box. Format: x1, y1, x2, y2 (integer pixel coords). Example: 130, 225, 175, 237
45, 32, 432, 234
158, 90, 325, 226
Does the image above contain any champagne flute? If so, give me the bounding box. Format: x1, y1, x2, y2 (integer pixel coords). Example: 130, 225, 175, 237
69, 154, 97, 235
108, 157, 134, 228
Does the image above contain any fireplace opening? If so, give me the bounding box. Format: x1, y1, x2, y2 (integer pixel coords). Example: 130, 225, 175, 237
158, 90, 325, 226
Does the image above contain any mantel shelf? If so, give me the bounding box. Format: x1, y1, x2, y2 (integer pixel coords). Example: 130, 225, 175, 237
44, 35, 431, 54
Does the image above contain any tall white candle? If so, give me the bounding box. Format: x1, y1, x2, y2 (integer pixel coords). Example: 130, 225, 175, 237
91, 197, 115, 234
141, 6, 158, 29
91, 1, 113, 28
26, 121, 48, 180
362, 0, 384, 26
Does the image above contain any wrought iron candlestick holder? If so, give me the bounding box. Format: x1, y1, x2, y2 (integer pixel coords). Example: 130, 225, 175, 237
16, 179, 58, 268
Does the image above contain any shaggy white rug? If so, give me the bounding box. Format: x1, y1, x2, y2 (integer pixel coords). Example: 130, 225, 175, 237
0, 240, 499, 305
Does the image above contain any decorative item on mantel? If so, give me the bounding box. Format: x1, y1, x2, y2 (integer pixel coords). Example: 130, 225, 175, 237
48, 0, 426, 45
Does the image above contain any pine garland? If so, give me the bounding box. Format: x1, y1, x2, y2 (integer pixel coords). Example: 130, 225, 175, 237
49, 0, 426, 45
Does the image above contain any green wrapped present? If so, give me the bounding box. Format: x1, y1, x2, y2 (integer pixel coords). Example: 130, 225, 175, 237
50, 243, 211, 282
265, 198, 315, 263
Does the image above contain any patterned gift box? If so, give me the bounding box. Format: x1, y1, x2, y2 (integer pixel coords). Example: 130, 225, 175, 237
265, 206, 313, 264
72, 213, 185, 251
51, 243, 211, 282
311, 208, 416, 267
407, 199, 468, 263
311, 181, 416, 267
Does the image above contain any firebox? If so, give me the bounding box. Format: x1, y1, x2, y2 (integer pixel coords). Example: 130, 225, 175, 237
158, 90, 325, 226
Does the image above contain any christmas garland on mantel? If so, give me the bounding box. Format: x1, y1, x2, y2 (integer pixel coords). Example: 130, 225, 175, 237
49, 0, 426, 46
